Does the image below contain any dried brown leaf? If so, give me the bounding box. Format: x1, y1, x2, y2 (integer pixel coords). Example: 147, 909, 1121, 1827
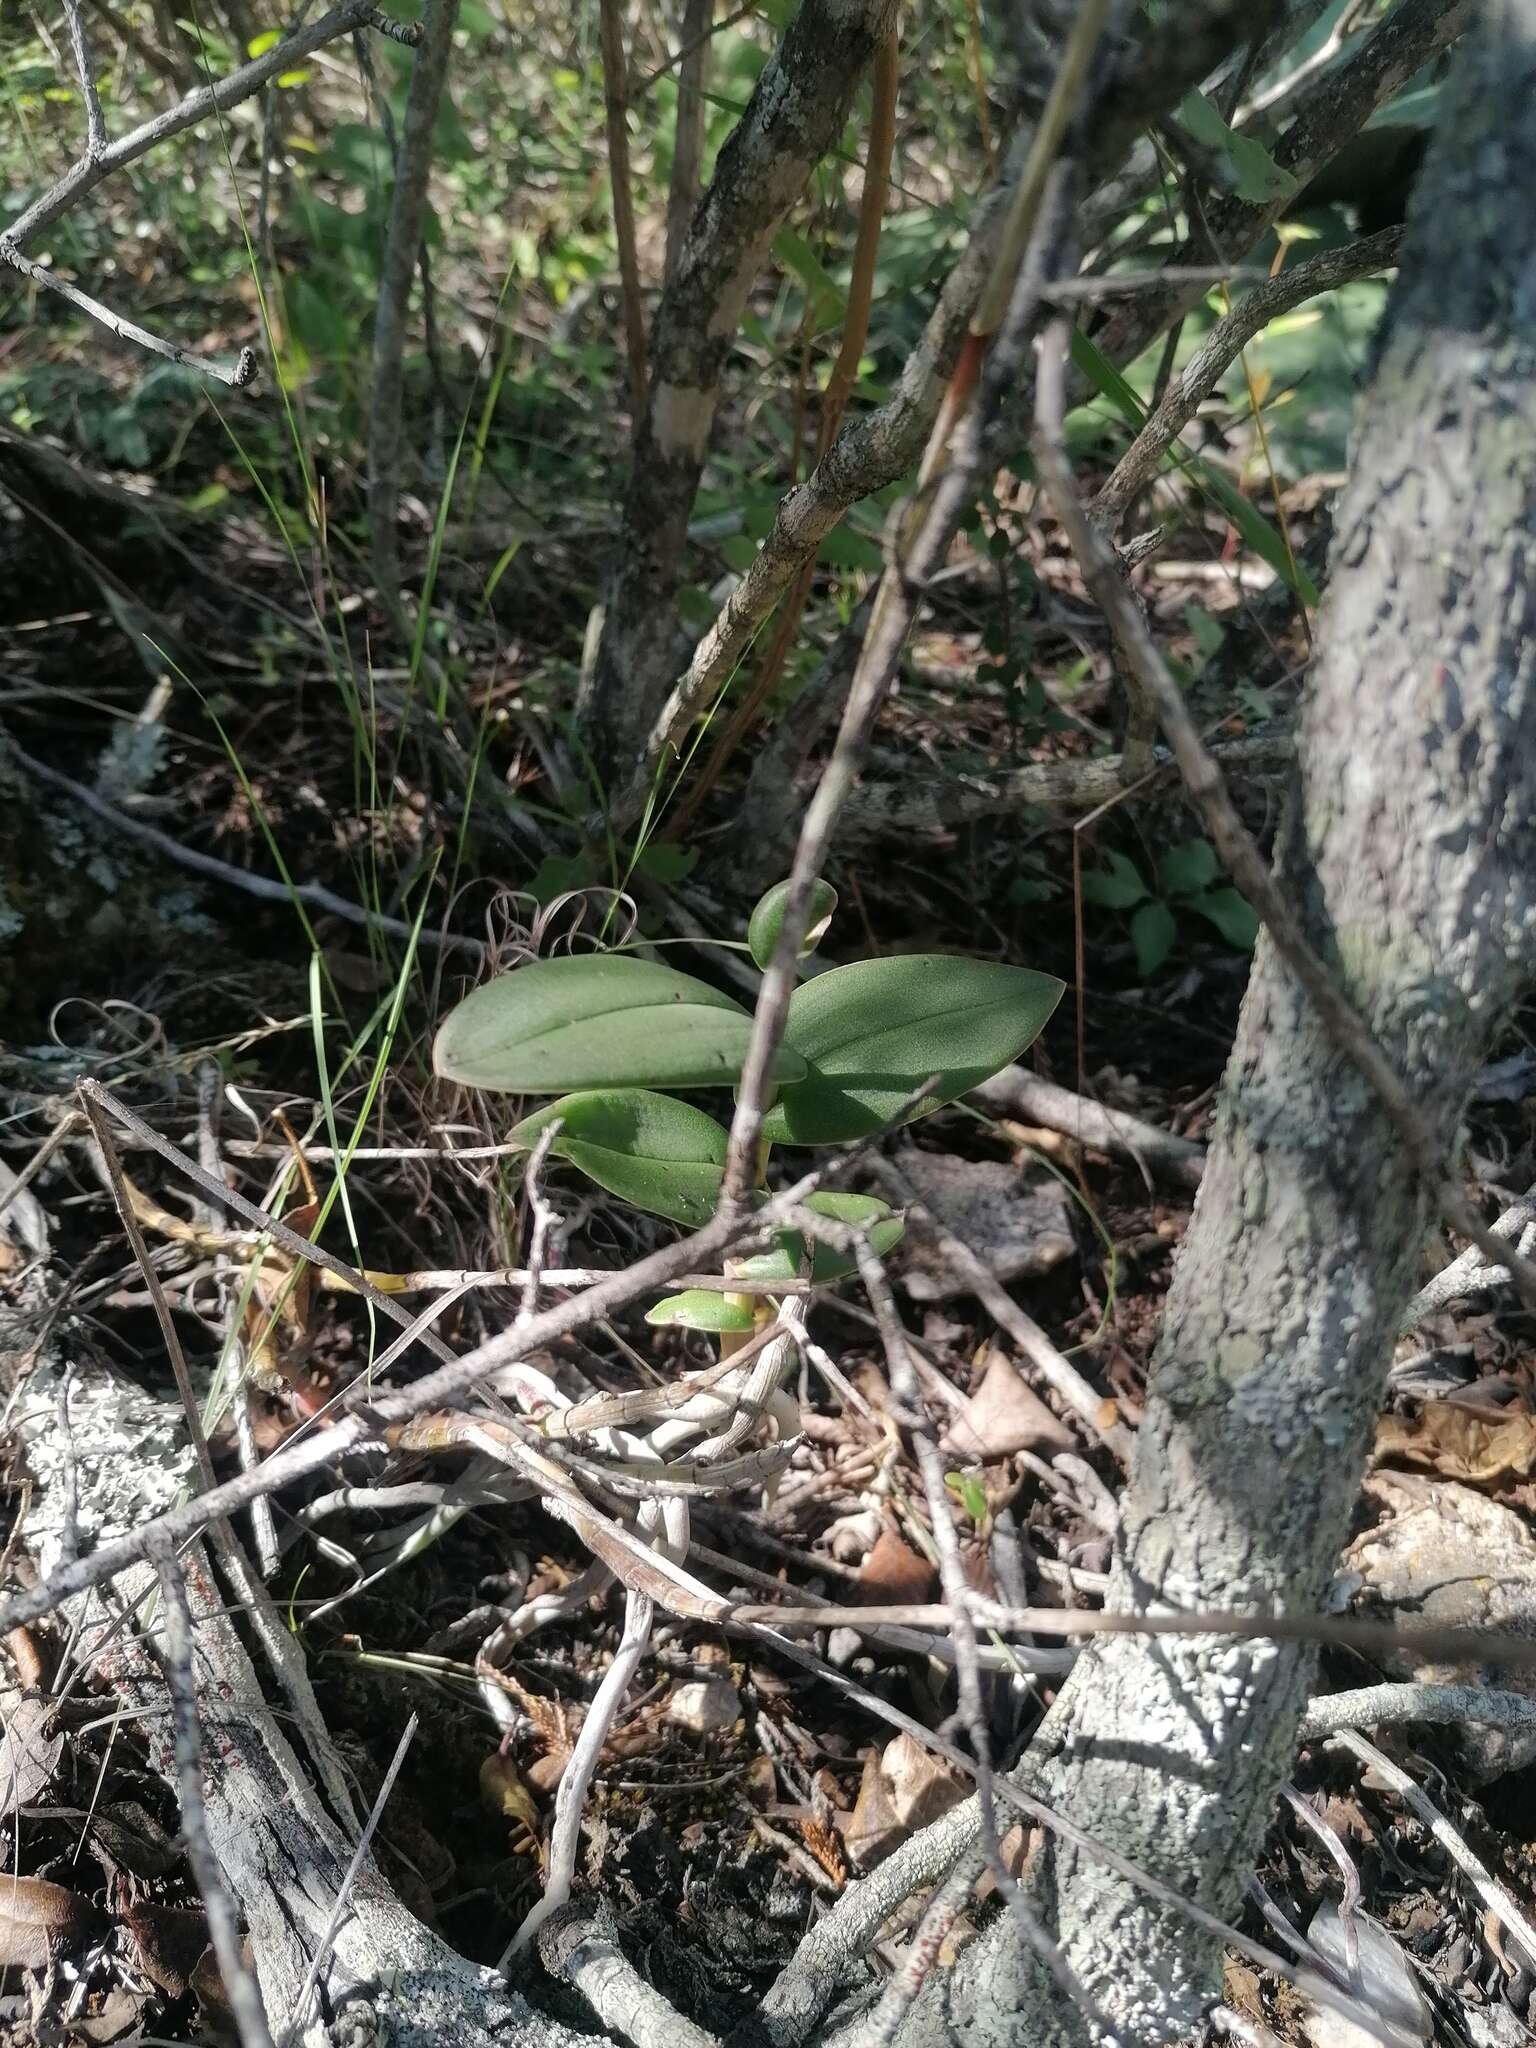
0, 1692, 61, 1809
1377, 1402, 1536, 1483
939, 1345, 1074, 1460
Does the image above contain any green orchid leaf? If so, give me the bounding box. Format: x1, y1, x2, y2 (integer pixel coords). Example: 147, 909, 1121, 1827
762, 956, 1065, 1146
747, 876, 838, 972
434, 954, 805, 1094
646, 1289, 757, 1332
735, 1190, 906, 1285
511, 1089, 729, 1227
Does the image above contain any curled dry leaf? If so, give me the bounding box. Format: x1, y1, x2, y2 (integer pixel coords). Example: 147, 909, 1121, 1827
121, 1899, 211, 1998
0, 1692, 62, 1809
1376, 1400, 1536, 1484
939, 1345, 1075, 1461
857, 1521, 936, 1606
842, 1732, 969, 1873
0, 1873, 100, 1968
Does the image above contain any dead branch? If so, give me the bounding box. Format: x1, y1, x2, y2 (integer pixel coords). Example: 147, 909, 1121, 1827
599, 0, 648, 417
1090, 227, 1404, 534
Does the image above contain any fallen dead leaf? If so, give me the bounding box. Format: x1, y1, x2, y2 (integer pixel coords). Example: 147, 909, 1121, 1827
843, 1746, 905, 1871
858, 1521, 936, 1606
0, 1874, 100, 1968
0, 1693, 62, 1809
1376, 1401, 1536, 1483
939, 1345, 1074, 1460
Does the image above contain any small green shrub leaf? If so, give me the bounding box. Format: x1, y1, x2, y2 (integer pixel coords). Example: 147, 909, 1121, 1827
762, 956, 1064, 1145
1191, 888, 1261, 951
1131, 900, 1178, 978
1158, 839, 1219, 898
646, 1290, 757, 1331
434, 955, 805, 1093
511, 1089, 729, 1227
747, 877, 838, 972
736, 1190, 905, 1284
1079, 851, 1148, 910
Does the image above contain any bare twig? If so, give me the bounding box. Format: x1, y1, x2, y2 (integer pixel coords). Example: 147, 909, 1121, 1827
4, 0, 396, 251
970, 1067, 1205, 1191
1090, 227, 1403, 533
837, 730, 1293, 839
629, 0, 1271, 819
1330, 1727, 1536, 1972
367, 0, 462, 609
7, 742, 481, 954
718, 132, 1074, 1204
1302, 1684, 1536, 1743
61, 0, 107, 156
79, 1091, 218, 1495
1031, 320, 1536, 1309
288, 1711, 420, 2041
2, 240, 258, 386
538, 1901, 718, 2048
664, 23, 898, 834
1401, 1185, 1536, 1327
504, 1573, 658, 1959
599, 0, 648, 416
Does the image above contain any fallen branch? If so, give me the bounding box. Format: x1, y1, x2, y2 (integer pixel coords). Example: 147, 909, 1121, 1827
969, 1068, 1206, 1191
8, 741, 483, 956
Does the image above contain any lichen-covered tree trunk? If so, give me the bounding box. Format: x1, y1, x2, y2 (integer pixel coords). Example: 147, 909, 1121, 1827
901, 6, 1536, 2044
580, 0, 897, 783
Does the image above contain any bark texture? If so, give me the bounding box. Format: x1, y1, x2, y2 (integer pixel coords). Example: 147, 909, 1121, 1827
900, 6, 1536, 2044
581, 0, 898, 779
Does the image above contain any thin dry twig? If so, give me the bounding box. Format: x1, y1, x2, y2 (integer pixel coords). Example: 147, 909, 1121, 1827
538, 1900, 718, 2048
4, 0, 410, 250
9, 743, 481, 955
79, 1090, 218, 1494
1, 241, 258, 386
1330, 1727, 1536, 1973
1090, 227, 1403, 533
287, 1711, 420, 2041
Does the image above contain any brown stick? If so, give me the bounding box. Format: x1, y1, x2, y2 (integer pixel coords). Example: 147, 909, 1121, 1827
666, 27, 899, 833
599, 0, 648, 419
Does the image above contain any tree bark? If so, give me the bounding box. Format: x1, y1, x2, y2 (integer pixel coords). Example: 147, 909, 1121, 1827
580, 0, 898, 782
898, 5, 1536, 2043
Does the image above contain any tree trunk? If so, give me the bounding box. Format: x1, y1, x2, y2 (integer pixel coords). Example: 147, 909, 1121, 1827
579, 0, 897, 783
900, 5, 1536, 2043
